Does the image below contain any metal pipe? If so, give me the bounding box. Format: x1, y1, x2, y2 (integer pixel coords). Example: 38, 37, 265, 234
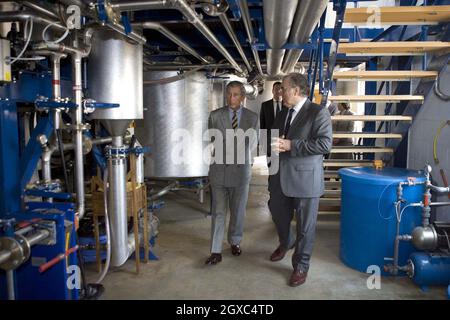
111, 0, 168, 11
238, 0, 262, 75
134, 22, 208, 64
218, 13, 252, 72
112, 0, 243, 73
281, 0, 328, 74
108, 137, 129, 267
26, 229, 50, 246
0, 10, 66, 31
144, 63, 231, 70
21, 1, 60, 20
149, 181, 178, 200
6, 270, 15, 300
57, 0, 146, 44
72, 52, 85, 219
263, 0, 298, 77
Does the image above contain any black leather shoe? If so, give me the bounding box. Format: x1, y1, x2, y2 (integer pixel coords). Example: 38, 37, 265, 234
205, 253, 222, 265
231, 245, 242, 256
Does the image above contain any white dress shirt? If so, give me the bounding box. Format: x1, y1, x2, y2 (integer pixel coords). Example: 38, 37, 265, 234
273, 99, 282, 117
285, 97, 307, 128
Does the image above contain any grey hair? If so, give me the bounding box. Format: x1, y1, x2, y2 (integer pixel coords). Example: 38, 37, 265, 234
284, 73, 309, 96
226, 81, 246, 97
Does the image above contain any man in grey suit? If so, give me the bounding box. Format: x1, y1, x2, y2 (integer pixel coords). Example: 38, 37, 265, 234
205, 81, 259, 265
269, 73, 332, 286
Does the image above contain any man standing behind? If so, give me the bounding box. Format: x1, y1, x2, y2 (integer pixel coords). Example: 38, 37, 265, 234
206, 81, 259, 265
269, 73, 332, 286
260, 82, 284, 164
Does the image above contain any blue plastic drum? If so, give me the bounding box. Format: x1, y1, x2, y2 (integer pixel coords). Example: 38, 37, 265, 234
339, 167, 426, 275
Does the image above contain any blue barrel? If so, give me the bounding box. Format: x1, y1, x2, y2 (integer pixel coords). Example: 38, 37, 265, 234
339, 167, 426, 275
408, 252, 450, 287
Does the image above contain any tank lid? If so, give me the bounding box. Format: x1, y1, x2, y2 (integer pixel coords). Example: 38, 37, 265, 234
338, 167, 427, 184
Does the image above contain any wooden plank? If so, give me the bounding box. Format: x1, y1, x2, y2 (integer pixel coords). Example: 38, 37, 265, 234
320, 198, 341, 206
324, 171, 340, 179
333, 70, 438, 81
325, 181, 341, 188
323, 190, 341, 197
318, 211, 341, 215
338, 41, 450, 56
331, 115, 413, 121
333, 132, 403, 139
330, 146, 393, 153
329, 95, 424, 102
344, 5, 450, 26
323, 160, 374, 167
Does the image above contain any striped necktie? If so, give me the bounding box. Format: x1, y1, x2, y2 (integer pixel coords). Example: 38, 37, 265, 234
232, 110, 238, 129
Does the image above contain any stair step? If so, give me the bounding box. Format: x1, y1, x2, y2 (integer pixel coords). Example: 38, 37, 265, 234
338, 41, 450, 56
329, 95, 424, 103
323, 189, 341, 197
331, 115, 413, 122
344, 5, 450, 26
331, 146, 393, 153
324, 171, 340, 179
333, 70, 438, 81
318, 210, 340, 215
320, 198, 341, 206
324, 160, 374, 167
325, 181, 341, 188
333, 132, 403, 139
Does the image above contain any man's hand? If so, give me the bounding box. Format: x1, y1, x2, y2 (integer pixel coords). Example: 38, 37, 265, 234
272, 136, 291, 153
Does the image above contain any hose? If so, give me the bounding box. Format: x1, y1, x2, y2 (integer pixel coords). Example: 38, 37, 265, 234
42, 20, 70, 45
95, 168, 111, 284
433, 120, 450, 164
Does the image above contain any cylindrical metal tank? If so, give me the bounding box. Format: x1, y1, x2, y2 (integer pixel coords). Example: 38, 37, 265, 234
407, 252, 450, 287
87, 28, 143, 136
339, 167, 427, 275
135, 71, 211, 178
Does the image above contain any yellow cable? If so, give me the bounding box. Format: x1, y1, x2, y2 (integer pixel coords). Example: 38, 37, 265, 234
433, 121, 449, 164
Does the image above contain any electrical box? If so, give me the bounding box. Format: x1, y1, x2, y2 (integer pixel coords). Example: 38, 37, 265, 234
0, 39, 11, 83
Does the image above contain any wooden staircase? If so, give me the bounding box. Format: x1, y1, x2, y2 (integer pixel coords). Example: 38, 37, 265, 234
319, 4, 450, 215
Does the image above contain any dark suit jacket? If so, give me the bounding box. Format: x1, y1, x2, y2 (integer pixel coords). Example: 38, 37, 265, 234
269, 99, 332, 198
260, 99, 285, 156
260, 99, 284, 130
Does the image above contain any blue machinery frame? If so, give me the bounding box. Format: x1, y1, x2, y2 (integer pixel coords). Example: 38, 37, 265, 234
0, 71, 79, 299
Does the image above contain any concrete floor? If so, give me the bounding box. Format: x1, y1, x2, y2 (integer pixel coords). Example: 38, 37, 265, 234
87, 160, 448, 300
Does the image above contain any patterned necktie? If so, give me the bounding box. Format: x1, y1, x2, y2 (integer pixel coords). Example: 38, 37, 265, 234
283, 108, 295, 137
232, 110, 238, 130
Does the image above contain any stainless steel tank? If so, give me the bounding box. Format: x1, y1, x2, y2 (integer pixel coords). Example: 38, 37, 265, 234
135, 71, 212, 178
87, 28, 143, 137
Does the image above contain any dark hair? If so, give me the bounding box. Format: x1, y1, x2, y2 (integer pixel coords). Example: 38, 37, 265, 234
284, 73, 308, 96
226, 81, 246, 97
272, 81, 282, 89
339, 102, 350, 110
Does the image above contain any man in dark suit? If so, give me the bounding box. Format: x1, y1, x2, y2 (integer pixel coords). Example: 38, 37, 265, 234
269, 73, 332, 287
259, 82, 284, 164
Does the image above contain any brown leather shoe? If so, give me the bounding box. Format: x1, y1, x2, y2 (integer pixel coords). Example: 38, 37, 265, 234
205, 253, 222, 265
231, 245, 242, 256
289, 270, 307, 287
270, 246, 288, 261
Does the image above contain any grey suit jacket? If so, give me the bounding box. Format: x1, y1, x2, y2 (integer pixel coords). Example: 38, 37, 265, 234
208, 106, 259, 188
269, 99, 332, 198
